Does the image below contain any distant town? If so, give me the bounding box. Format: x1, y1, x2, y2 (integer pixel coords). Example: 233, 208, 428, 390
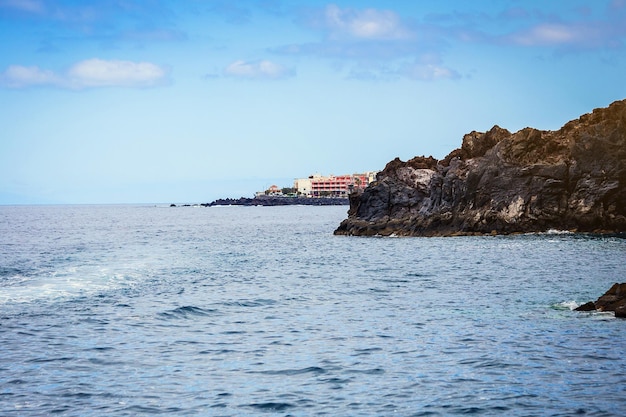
171, 172, 380, 207
257, 172, 379, 198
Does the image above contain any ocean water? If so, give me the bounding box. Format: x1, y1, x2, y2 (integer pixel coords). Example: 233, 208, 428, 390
1, 204, 625, 417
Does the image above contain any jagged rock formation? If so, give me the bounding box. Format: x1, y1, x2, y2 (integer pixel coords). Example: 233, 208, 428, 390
575, 283, 626, 318
335, 99, 626, 236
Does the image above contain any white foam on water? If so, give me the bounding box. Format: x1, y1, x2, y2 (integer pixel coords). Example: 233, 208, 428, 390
0, 266, 139, 304
545, 229, 573, 235
556, 300, 580, 310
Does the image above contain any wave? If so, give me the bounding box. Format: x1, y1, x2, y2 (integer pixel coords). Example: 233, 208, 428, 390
220, 299, 277, 308
158, 305, 220, 320
0, 266, 29, 279
552, 301, 618, 319
545, 229, 573, 235
553, 300, 580, 310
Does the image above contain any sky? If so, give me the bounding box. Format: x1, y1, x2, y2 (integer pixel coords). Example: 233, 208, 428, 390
1, 0, 625, 204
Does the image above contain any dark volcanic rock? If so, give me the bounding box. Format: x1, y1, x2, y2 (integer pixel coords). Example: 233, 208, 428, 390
207, 196, 348, 207
575, 301, 596, 312
335, 99, 626, 236
575, 283, 626, 317
591, 282, 626, 312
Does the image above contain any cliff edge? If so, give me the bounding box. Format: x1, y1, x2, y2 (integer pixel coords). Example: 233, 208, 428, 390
335, 99, 626, 236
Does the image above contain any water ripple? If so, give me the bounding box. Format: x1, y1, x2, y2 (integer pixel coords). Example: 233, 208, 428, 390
249, 366, 328, 376
243, 402, 295, 412
157, 305, 220, 319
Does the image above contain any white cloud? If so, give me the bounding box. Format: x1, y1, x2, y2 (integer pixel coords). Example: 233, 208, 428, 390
502, 19, 626, 51
324, 4, 414, 40
224, 60, 294, 80
490, 4, 626, 51
0, 59, 169, 89
508, 23, 579, 46
67, 59, 168, 88
0, 65, 58, 88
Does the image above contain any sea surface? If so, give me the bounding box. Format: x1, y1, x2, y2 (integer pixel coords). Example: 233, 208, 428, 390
1, 204, 625, 416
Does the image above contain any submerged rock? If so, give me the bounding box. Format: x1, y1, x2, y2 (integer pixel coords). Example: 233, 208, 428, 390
335, 99, 626, 236
575, 283, 626, 317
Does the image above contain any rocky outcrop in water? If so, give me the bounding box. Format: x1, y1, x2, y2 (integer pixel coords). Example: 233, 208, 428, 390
575, 283, 626, 318
335, 99, 626, 236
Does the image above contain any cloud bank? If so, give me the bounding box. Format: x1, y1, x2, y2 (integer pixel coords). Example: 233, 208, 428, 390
2, 1, 625, 87
0, 58, 169, 89
275, 2, 626, 81
504, 20, 626, 50
277, 4, 458, 82
427, 2, 626, 52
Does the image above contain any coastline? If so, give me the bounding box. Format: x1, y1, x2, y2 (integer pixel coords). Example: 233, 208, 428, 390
172, 196, 349, 207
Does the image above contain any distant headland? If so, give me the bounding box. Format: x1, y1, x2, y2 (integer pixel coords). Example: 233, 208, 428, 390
198, 196, 349, 207
171, 171, 379, 207
335, 99, 626, 237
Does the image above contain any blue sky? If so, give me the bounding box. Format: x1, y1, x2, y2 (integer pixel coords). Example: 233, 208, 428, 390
1, 0, 625, 204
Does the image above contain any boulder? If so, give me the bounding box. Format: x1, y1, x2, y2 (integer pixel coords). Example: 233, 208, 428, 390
335, 99, 626, 236
574, 301, 596, 312
593, 282, 626, 312
575, 283, 626, 317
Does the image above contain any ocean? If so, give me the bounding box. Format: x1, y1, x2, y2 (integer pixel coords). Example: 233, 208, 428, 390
1, 204, 625, 416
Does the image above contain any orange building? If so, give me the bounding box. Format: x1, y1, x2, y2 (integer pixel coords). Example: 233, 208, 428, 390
295, 172, 377, 197
266, 185, 282, 195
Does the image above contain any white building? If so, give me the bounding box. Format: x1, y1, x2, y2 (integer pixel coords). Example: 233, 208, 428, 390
293, 177, 313, 196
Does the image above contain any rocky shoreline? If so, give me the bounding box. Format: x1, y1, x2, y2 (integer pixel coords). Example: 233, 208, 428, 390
575, 283, 626, 318
172, 196, 348, 207
335, 99, 626, 237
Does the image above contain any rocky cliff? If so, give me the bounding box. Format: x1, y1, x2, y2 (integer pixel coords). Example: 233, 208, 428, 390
335, 99, 626, 236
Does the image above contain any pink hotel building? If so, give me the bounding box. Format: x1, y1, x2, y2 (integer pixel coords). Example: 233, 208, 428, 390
294, 172, 378, 197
